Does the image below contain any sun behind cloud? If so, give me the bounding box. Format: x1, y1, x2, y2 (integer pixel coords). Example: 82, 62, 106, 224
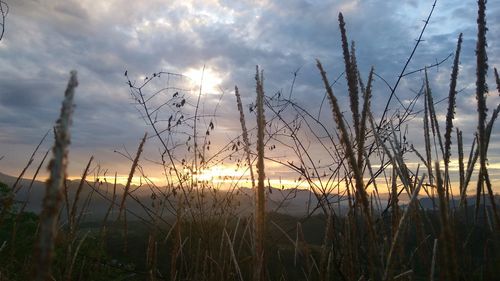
184, 67, 223, 95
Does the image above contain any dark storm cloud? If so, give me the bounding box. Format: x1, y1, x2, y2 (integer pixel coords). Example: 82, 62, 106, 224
0, 78, 63, 142
0, 0, 499, 177
0, 79, 54, 109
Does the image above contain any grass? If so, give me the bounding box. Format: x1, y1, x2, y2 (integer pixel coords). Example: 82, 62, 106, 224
1, 1, 500, 281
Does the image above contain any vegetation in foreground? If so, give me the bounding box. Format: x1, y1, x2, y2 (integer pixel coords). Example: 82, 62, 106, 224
1, 1, 500, 280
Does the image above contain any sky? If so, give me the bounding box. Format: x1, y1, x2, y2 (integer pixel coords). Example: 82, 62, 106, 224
0, 0, 499, 191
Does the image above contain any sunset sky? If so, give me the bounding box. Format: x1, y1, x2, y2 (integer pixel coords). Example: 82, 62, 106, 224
1, 0, 499, 190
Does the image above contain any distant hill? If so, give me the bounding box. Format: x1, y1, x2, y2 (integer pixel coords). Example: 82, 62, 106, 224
0, 172, 46, 213
0, 172, 348, 220
3, 172, 496, 222
0, 172, 151, 220
418, 195, 500, 210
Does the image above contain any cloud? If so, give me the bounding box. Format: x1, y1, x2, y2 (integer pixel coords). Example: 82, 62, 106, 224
0, 0, 499, 180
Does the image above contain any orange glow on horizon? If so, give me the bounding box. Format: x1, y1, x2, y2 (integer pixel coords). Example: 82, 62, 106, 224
58, 162, 500, 197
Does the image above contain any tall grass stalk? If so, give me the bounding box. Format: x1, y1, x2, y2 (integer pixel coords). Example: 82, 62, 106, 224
475, 0, 489, 220
69, 156, 93, 233
255, 66, 267, 281
444, 33, 463, 205
117, 132, 147, 220
444, 33, 463, 165
338, 13, 359, 140
429, 238, 438, 281
435, 161, 458, 280
63, 156, 93, 280
12, 130, 49, 194
99, 172, 118, 242
358, 67, 374, 168
424, 69, 445, 167
316, 60, 379, 279
457, 129, 466, 207
422, 85, 434, 201
495, 68, 500, 93
224, 229, 244, 281
383, 175, 425, 280
234, 86, 256, 190
32, 71, 78, 281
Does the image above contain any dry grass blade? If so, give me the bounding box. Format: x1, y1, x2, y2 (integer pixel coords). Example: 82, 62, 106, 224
100, 172, 118, 240
12, 130, 49, 194
464, 134, 479, 188
429, 238, 438, 281
255, 66, 266, 281
235, 86, 255, 189
338, 13, 360, 139
423, 90, 434, 188
11, 148, 50, 258
475, 0, 488, 220
394, 270, 413, 280
424, 69, 444, 163
66, 231, 90, 281
349, 42, 360, 138
435, 161, 458, 280
69, 156, 93, 232
32, 71, 78, 281
315, 60, 369, 214
0, 1, 8, 42
482, 169, 500, 227
391, 167, 399, 233
316, 60, 380, 279
358, 67, 374, 167
444, 33, 463, 165
457, 129, 466, 206
117, 132, 147, 221
483, 99, 500, 227
0, 131, 49, 225
383, 175, 425, 280
487, 69, 500, 143
319, 211, 334, 281
495, 68, 500, 94
64, 156, 93, 281
224, 229, 244, 281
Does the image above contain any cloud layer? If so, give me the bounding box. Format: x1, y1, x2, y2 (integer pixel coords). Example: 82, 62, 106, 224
0, 0, 499, 183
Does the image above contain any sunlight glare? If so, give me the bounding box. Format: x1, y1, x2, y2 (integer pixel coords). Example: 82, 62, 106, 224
185, 67, 223, 95
195, 165, 247, 182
